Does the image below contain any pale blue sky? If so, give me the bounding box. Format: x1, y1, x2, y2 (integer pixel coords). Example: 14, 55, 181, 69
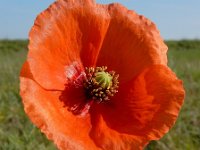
0, 0, 199, 40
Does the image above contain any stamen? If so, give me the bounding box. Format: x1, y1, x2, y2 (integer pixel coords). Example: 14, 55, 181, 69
83, 66, 119, 103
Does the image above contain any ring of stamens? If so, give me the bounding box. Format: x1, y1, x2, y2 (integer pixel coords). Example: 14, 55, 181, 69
83, 66, 119, 103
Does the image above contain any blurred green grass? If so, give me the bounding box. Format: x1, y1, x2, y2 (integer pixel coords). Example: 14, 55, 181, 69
0, 40, 199, 150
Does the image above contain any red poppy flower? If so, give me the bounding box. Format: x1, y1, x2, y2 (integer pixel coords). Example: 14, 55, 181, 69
20, 0, 185, 149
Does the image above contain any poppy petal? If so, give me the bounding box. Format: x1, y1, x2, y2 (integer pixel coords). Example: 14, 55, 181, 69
91, 65, 184, 147
97, 3, 168, 83
28, 0, 110, 90
90, 111, 147, 150
20, 63, 100, 150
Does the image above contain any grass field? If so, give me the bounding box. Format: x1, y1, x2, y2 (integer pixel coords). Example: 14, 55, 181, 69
0, 40, 199, 150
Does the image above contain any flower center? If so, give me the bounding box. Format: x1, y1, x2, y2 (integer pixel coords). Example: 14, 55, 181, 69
95, 71, 113, 89
84, 66, 119, 103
